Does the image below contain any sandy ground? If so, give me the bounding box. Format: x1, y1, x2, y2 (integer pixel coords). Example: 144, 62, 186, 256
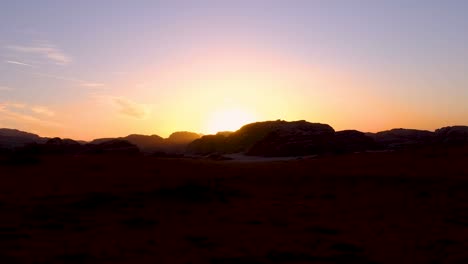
0, 146, 467, 263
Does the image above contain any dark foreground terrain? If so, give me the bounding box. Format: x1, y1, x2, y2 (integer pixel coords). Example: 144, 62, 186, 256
1, 147, 467, 264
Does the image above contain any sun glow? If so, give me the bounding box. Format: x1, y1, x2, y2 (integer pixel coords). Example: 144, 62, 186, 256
206, 108, 257, 134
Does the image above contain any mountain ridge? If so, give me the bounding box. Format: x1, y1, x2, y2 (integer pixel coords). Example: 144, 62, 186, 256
1, 121, 467, 156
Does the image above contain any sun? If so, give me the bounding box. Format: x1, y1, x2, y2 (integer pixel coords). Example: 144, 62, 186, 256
206, 108, 257, 134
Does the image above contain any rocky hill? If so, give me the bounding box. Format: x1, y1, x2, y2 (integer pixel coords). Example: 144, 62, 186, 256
90, 132, 201, 153
188, 122, 468, 157
0, 128, 48, 148
187, 120, 336, 156
2, 124, 467, 157
367, 128, 436, 149
435, 126, 468, 144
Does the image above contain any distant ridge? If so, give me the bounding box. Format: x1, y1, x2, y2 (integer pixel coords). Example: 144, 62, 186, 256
1, 122, 467, 156
0, 128, 48, 148
90, 131, 201, 152
187, 121, 468, 156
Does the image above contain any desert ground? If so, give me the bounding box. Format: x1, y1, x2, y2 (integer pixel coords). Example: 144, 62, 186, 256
1, 146, 467, 263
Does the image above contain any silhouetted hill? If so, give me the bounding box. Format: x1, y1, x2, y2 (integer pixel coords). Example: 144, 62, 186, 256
2, 122, 468, 157
187, 120, 336, 156
123, 134, 165, 151
90, 134, 163, 151
188, 121, 468, 157
186, 133, 230, 155
215, 131, 234, 137
89, 138, 116, 145
89, 132, 200, 153
46, 137, 81, 146
333, 130, 377, 153
4, 137, 84, 157
166, 131, 201, 144
367, 128, 436, 149
84, 139, 140, 155
42, 137, 82, 154
435, 126, 468, 144
160, 131, 202, 154
245, 121, 335, 156
0, 128, 47, 148
0, 128, 41, 138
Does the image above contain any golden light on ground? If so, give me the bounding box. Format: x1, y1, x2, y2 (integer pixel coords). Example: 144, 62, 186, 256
205, 107, 257, 134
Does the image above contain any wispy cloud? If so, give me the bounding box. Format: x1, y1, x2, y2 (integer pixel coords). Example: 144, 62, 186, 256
33, 72, 105, 88
0, 102, 61, 128
31, 106, 55, 117
6, 42, 71, 65
113, 97, 150, 119
5, 60, 34, 67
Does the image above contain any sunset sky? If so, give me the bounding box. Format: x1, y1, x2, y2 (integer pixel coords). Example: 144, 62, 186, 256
1, 1, 467, 140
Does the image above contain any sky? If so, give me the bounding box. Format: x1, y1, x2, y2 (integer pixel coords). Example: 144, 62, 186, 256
0, 0, 467, 140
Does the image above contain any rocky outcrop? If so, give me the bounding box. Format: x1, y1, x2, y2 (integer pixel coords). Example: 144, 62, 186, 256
245, 121, 335, 156
2, 123, 468, 158
90, 132, 200, 153
166, 132, 201, 144
42, 137, 83, 154
333, 130, 377, 153
123, 134, 164, 151
369, 129, 435, 149
188, 120, 335, 156
46, 137, 81, 146
435, 126, 468, 144
186, 133, 230, 155
84, 139, 140, 155
90, 134, 164, 150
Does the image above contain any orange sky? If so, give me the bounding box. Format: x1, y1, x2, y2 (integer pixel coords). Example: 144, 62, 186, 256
1, 2, 467, 140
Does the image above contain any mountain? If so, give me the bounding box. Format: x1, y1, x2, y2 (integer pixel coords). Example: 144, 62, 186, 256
0, 128, 47, 148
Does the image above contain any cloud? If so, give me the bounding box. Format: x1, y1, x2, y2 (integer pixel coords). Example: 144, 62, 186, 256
0, 102, 61, 128
6, 43, 71, 65
113, 97, 150, 119
31, 106, 55, 117
5, 60, 34, 67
